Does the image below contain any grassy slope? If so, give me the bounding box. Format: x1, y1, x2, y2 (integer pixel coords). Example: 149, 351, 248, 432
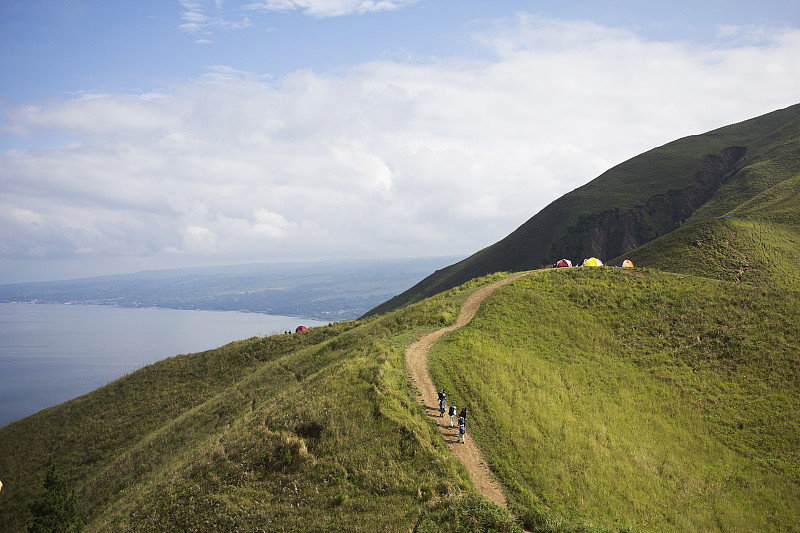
0, 276, 521, 532
619, 174, 800, 287
2, 267, 798, 531
429, 268, 800, 532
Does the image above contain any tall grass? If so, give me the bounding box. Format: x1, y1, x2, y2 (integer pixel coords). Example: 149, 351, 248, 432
429, 268, 800, 532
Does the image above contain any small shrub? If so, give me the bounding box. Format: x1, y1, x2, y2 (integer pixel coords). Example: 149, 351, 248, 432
27, 464, 84, 533
416, 494, 521, 532
516, 505, 568, 532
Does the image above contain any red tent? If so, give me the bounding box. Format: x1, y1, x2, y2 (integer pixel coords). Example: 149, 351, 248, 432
555, 259, 572, 268
295, 326, 308, 333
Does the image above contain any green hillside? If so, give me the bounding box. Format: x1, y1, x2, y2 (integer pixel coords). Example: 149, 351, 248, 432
619, 173, 800, 287
0, 276, 520, 532
1, 266, 799, 531
367, 103, 800, 317
430, 269, 800, 531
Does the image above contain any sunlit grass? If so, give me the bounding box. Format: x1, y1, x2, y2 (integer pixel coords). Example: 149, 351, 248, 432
2, 262, 799, 531
430, 268, 800, 532
0, 275, 521, 532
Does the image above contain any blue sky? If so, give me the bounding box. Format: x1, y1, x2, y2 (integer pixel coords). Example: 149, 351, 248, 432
1, 0, 799, 282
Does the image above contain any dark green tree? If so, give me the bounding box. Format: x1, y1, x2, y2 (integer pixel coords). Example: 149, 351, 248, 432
28, 464, 83, 533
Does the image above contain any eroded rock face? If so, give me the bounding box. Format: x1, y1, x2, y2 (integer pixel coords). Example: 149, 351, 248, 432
547, 146, 747, 263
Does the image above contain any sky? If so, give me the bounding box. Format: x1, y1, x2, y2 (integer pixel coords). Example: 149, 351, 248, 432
1, 0, 799, 283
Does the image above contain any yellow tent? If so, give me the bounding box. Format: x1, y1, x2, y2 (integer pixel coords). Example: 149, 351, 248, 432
582, 257, 604, 267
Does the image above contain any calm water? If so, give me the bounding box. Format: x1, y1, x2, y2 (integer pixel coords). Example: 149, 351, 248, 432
0, 303, 325, 427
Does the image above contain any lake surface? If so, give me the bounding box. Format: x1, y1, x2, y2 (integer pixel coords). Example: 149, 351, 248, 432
0, 303, 325, 427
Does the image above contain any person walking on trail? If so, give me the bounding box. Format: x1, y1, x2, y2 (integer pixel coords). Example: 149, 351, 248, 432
460, 406, 467, 421
458, 415, 466, 443
448, 404, 457, 427
438, 390, 447, 418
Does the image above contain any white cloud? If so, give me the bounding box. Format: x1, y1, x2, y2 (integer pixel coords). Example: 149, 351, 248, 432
2, 14, 800, 281
178, 0, 251, 37
243, 0, 420, 18
180, 0, 412, 40
181, 225, 218, 254
716, 23, 798, 45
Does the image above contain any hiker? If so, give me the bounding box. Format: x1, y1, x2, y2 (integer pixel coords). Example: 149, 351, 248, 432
458, 416, 466, 443
449, 404, 457, 427
460, 406, 467, 421
438, 390, 447, 418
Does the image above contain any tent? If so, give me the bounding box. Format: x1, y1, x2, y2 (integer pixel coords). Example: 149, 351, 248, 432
295, 326, 308, 333
582, 257, 604, 267
554, 259, 572, 268
619, 259, 634, 268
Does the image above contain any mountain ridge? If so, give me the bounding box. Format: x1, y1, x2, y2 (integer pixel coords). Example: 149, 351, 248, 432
365, 103, 800, 317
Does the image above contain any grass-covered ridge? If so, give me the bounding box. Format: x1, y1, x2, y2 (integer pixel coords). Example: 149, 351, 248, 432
429, 268, 800, 532
2, 266, 798, 531
0, 275, 523, 532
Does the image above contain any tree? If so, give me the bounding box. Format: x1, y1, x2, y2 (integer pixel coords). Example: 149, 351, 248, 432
28, 463, 83, 533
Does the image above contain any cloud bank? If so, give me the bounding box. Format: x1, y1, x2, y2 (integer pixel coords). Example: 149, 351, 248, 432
2, 15, 800, 281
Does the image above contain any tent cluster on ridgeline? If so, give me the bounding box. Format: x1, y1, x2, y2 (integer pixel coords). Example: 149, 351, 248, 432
553, 258, 634, 268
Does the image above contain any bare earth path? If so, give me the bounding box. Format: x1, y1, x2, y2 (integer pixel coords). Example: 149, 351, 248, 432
405, 272, 531, 507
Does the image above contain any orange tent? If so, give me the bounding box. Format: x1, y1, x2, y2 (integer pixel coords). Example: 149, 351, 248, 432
619, 259, 634, 268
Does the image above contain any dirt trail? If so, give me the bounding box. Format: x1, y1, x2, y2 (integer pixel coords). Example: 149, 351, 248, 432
405, 272, 530, 507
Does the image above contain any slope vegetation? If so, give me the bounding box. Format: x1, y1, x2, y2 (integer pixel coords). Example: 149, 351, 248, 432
367, 103, 800, 316
2, 267, 799, 532
0, 275, 520, 532
429, 268, 800, 531
620, 173, 800, 288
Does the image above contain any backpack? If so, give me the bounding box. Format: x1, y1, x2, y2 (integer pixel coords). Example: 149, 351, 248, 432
449, 405, 456, 416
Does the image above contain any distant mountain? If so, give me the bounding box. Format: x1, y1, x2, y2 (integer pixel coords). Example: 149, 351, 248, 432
0, 257, 462, 321
366, 103, 800, 316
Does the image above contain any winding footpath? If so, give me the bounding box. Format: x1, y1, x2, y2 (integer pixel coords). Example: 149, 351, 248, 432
405, 272, 531, 507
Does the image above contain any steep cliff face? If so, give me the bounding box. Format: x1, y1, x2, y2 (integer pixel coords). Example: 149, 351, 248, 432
546, 146, 747, 263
